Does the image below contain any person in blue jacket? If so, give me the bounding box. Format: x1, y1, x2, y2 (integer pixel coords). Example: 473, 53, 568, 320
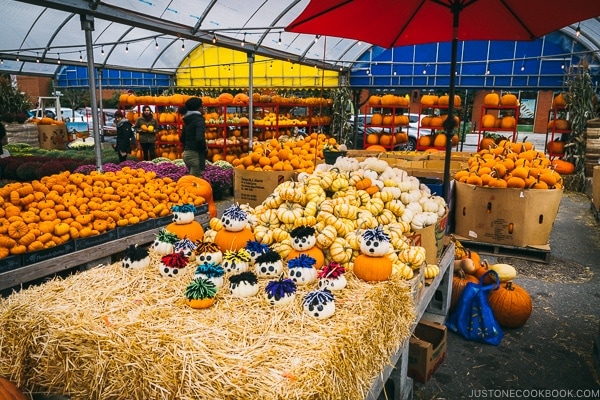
179, 97, 207, 177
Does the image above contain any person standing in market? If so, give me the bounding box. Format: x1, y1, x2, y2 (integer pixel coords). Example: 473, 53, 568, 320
180, 97, 207, 178
113, 110, 135, 163
134, 105, 158, 161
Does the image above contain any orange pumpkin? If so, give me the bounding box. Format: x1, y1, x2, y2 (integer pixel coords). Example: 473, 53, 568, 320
551, 159, 575, 175
488, 281, 532, 328
166, 221, 205, 242
365, 145, 387, 152
0, 377, 28, 400
287, 247, 325, 269
176, 175, 216, 218
213, 227, 255, 253
352, 254, 392, 281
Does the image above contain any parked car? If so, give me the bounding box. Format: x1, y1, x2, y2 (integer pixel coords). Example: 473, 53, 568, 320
349, 113, 423, 151
29, 107, 87, 123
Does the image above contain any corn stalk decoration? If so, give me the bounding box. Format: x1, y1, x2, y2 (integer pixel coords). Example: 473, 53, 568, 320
563, 59, 599, 191
329, 86, 353, 148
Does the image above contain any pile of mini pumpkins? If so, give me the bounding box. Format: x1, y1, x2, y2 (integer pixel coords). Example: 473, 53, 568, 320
451, 237, 532, 329
230, 132, 336, 172
206, 156, 448, 281
0, 170, 210, 259
454, 138, 569, 189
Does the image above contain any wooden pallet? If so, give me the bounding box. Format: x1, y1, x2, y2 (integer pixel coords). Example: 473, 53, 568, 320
453, 235, 552, 263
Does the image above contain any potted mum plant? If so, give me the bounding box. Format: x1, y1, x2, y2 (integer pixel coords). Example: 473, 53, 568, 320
202, 163, 233, 200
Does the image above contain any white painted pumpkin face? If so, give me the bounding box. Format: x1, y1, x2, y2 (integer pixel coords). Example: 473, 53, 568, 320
221, 205, 248, 232
172, 211, 195, 225
318, 275, 347, 291
303, 290, 336, 319
255, 260, 283, 278
264, 291, 295, 306
122, 256, 150, 270
291, 234, 317, 252
222, 258, 250, 274
152, 240, 174, 255
230, 280, 259, 298
159, 264, 182, 278
197, 250, 223, 265
359, 227, 391, 257
288, 267, 317, 285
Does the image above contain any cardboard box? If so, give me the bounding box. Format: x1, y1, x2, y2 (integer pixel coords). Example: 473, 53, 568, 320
408, 320, 447, 384
593, 166, 600, 211
409, 209, 449, 264
453, 181, 563, 247
402, 160, 467, 180
234, 169, 296, 208
38, 125, 68, 150
427, 151, 474, 162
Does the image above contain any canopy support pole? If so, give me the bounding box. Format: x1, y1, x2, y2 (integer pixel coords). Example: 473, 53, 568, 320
80, 14, 103, 172
443, 4, 460, 203
248, 51, 254, 150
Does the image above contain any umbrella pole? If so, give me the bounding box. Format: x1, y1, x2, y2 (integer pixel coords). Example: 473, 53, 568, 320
443, 6, 461, 203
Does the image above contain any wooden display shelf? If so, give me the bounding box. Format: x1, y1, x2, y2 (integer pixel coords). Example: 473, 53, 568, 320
365, 241, 454, 400
0, 209, 209, 292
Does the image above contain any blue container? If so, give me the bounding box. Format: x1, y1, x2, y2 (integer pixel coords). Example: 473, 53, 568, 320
420, 177, 443, 196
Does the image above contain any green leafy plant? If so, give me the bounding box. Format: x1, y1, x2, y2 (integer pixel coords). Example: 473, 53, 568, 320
329, 86, 353, 148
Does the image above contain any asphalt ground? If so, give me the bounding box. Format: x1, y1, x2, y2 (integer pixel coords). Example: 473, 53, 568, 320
412, 190, 600, 400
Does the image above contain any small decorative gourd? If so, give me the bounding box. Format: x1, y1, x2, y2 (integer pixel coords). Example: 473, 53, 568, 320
166, 204, 205, 242
245, 240, 270, 265
194, 262, 225, 288
286, 225, 325, 269
122, 244, 150, 269
353, 226, 393, 282
287, 254, 318, 285
254, 250, 284, 279
221, 248, 252, 274
317, 261, 347, 291
159, 252, 188, 277
152, 228, 180, 255
174, 238, 197, 261
303, 289, 335, 319
184, 277, 218, 309
194, 241, 223, 265
229, 271, 260, 298
213, 204, 256, 252
264, 275, 297, 306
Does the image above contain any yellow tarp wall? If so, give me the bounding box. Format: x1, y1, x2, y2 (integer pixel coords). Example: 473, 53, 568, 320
176, 45, 340, 88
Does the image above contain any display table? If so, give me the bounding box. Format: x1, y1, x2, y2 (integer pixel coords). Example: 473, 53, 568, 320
0, 241, 453, 400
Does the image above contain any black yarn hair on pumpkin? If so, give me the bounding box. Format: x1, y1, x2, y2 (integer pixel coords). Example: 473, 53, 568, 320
290, 225, 315, 239
229, 271, 259, 285
255, 250, 282, 264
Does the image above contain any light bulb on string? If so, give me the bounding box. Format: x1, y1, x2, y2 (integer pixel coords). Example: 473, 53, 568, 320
155, 37, 159, 50
181, 39, 185, 51
125, 43, 129, 53
241, 33, 246, 47
278, 32, 282, 46
36, 52, 40, 63
314, 35, 320, 43
79, 51, 83, 62
101, 46, 104, 56
576, 23, 581, 37
57, 54, 61, 64
212, 33, 217, 44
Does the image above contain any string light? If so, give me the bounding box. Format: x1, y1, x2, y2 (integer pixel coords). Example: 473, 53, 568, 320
0, 59, 3, 65
101, 46, 104, 56
270, 61, 273, 69
314, 35, 320, 43
241, 33, 246, 47
15, 53, 19, 62
576, 23, 581, 37
212, 33, 217, 44
561, 58, 565, 70
181, 39, 185, 51
485, 63, 490, 75
125, 43, 129, 53
155, 37, 159, 50
278, 32, 282, 46
422, 65, 427, 75
57, 54, 61, 64
79, 51, 83, 62
36, 52, 40, 63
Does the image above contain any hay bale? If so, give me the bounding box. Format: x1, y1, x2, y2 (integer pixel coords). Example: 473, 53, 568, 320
0, 253, 415, 400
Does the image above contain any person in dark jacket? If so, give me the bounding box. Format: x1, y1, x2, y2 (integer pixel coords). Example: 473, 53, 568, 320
180, 97, 207, 177
134, 105, 158, 161
114, 110, 134, 163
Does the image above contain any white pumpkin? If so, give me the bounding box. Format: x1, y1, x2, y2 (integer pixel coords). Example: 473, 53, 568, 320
359, 226, 391, 257
264, 277, 297, 306
254, 250, 284, 278
303, 289, 336, 319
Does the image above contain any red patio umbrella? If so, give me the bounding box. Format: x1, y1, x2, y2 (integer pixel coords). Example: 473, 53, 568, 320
286, 0, 600, 200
